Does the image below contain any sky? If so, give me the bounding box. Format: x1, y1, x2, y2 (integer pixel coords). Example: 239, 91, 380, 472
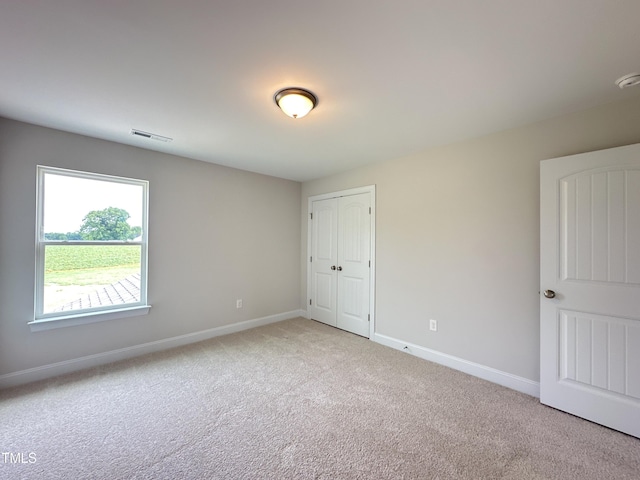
43, 173, 144, 233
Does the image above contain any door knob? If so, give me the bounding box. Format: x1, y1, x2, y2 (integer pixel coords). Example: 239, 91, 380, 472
543, 290, 556, 299
337, 266, 343, 271
331, 265, 336, 270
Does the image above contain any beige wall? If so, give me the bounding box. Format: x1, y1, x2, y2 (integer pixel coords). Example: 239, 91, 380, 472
0, 119, 301, 377
301, 95, 640, 382
3, 94, 640, 386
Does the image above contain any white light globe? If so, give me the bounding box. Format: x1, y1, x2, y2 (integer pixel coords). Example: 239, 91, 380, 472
274, 88, 317, 119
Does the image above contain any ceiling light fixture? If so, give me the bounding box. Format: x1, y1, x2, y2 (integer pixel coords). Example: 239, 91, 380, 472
615, 73, 640, 89
274, 87, 317, 119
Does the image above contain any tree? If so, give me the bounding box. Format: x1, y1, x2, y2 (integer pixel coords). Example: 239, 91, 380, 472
44, 232, 68, 241
129, 226, 142, 240
44, 231, 84, 241
79, 207, 138, 241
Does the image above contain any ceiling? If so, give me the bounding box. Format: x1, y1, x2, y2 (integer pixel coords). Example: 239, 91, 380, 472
1, 1, 639, 182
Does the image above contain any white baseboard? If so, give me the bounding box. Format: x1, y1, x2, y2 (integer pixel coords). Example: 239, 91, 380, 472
373, 332, 540, 398
0, 310, 305, 389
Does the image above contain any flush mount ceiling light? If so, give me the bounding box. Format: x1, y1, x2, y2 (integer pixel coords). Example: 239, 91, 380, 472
274, 87, 317, 119
615, 73, 640, 89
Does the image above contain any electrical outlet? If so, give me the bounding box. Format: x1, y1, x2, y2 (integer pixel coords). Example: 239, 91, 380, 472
429, 319, 438, 332
236, 299, 243, 309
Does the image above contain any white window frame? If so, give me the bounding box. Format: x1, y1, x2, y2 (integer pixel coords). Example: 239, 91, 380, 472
30, 166, 150, 331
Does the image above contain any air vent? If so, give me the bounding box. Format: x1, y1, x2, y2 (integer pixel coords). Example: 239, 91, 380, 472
130, 129, 172, 142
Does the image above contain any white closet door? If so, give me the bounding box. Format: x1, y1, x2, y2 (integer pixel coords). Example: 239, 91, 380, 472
540, 143, 640, 438
310, 198, 338, 326
309, 192, 372, 337
336, 194, 371, 337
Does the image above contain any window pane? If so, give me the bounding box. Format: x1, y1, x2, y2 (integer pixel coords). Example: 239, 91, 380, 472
43, 245, 141, 314
43, 173, 144, 241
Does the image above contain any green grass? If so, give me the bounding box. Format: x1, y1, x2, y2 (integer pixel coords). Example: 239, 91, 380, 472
45, 245, 140, 271
44, 245, 141, 286
45, 265, 140, 286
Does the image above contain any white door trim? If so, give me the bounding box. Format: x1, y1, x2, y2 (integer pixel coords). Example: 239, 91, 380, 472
307, 185, 376, 339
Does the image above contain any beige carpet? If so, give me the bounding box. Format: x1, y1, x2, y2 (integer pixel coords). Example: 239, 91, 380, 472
1, 318, 638, 479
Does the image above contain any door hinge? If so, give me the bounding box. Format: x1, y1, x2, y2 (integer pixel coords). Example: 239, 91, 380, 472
309, 299, 312, 306
368, 260, 371, 267
310, 212, 313, 220
310, 256, 312, 262
369, 207, 371, 214
368, 314, 370, 322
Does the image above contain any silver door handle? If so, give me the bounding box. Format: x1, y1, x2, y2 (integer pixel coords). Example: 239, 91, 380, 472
337, 266, 342, 271
543, 290, 556, 299
331, 265, 336, 270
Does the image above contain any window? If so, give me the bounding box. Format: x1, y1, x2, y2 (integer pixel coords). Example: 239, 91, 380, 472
32, 166, 149, 330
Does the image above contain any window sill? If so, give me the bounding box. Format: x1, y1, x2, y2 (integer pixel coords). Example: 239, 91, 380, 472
29, 305, 151, 332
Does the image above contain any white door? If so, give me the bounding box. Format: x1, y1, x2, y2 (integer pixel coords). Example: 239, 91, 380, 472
540, 143, 640, 438
309, 193, 371, 337
310, 198, 338, 327
336, 194, 371, 337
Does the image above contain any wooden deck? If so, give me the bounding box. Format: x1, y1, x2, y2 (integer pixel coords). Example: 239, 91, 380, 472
53, 274, 141, 312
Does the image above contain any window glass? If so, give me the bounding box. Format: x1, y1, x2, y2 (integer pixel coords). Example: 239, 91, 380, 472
43, 174, 143, 239
35, 167, 148, 321
43, 244, 142, 314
